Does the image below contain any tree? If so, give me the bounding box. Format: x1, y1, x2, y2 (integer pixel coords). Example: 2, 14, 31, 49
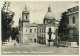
58, 11, 69, 41
1, 1, 15, 42
11, 27, 19, 41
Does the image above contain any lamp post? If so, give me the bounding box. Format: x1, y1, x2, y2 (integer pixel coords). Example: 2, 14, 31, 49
56, 28, 58, 47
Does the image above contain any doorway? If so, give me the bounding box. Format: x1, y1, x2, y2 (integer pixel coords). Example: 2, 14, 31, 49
34, 39, 36, 42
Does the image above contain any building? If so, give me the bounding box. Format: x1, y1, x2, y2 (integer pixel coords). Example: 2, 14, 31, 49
19, 5, 58, 45
37, 6, 58, 45
58, 6, 79, 46
37, 24, 46, 44
67, 6, 79, 44
67, 6, 79, 34
19, 6, 37, 44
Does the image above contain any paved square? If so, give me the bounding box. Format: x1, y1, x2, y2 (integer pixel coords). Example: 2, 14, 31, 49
1, 42, 79, 55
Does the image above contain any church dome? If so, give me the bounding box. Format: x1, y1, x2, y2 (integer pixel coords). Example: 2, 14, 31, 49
44, 6, 55, 19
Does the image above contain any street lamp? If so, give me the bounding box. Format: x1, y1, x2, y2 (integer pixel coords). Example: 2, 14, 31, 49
56, 27, 58, 47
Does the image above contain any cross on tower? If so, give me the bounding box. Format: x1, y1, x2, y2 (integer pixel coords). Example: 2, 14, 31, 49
25, 5, 27, 11
48, 4, 51, 12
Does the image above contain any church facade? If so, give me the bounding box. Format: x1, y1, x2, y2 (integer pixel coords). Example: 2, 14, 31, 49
19, 6, 58, 45
19, 6, 37, 44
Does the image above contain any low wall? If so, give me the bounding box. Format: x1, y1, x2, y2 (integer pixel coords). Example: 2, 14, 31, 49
59, 41, 78, 47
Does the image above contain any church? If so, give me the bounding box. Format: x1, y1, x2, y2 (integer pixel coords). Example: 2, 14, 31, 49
19, 5, 59, 45
19, 6, 37, 44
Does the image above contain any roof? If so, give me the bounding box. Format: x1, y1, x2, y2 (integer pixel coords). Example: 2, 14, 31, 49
38, 24, 46, 26
38, 24, 46, 28
44, 6, 55, 19
45, 12, 55, 19
27, 23, 38, 27
67, 6, 79, 15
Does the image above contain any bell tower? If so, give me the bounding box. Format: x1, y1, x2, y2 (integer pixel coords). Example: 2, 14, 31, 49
20, 5, 30, 44
22, 5, 30, 23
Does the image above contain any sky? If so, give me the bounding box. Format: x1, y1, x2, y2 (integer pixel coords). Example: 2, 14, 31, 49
1, 1, 79, 27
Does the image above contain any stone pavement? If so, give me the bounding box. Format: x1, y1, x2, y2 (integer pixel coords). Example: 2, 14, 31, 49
1, 42, 79, 55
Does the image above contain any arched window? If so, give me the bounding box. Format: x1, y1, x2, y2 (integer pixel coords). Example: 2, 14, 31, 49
26, 15, 27, 19
42, 28, 43, 33
47, 20, 48, 24
30, 29, 32, 33
48, 28, 52, 40
73, 16, 75, 24
49, 28, 51, 32
34, 29, 36, 33
26, 30, 27, 32
40, 28, 41, 33
44, 28, 45, 33
42, 34, 43, 37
